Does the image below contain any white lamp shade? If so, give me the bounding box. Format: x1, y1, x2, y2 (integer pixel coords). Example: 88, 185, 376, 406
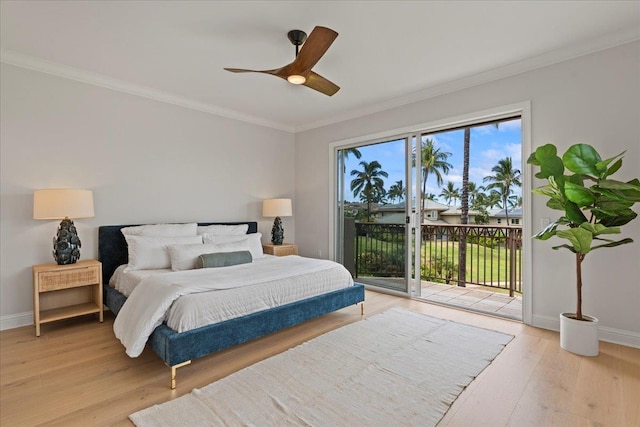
33, 189, 95, 220
262, 198, 292, 217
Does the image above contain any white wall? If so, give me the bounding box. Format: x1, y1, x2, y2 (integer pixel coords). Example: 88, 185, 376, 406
0, 63, 295, 327
295, 41, 640, 346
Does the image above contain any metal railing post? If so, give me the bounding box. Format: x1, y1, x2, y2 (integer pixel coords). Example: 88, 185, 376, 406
354, 223, 360, 278
508, 228, 515, 297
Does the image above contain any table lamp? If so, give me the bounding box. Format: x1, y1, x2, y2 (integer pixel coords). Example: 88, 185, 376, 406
33, 189, 95, 265
262, 198, 292, 245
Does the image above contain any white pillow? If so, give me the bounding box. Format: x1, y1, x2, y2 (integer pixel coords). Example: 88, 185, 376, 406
121, 223, 198, 237
167, 243, 233, 271
196, 224, 249, 235
204, 240, 253, 255
169, 240, 253, 270
124, 235, 203, 271
202, 233, 264, 259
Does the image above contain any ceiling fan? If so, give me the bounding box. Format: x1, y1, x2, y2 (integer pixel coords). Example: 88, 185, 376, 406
224, 26, 340, 96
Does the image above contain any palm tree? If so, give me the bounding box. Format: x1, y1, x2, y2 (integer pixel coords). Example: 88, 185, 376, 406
512, 195, 523, 208
359, 185, 387, 205
483, 157, 522, 223
350, 160, 388, 221
471, 191, 486, 211
439, 181, 460, 206
412, 138, 452, 222
457, 128, 473, 287
485, 190, 503, 209
388, 180, 405, 203
459, 124, 498, 286
343, 147, 362, 160
467, 182, 483, 206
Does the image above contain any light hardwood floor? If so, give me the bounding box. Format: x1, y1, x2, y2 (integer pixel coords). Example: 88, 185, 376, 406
1, 290, 638, 426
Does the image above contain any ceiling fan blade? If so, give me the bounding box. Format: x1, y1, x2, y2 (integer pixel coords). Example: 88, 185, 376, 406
291, 26, 338, 73
224, 67, 278, 74
303, 71, 340, 96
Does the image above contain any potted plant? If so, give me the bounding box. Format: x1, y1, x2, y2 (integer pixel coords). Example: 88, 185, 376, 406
527, 143, 640, 356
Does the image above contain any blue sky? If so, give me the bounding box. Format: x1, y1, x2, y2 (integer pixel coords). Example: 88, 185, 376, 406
343, 118, 522, 204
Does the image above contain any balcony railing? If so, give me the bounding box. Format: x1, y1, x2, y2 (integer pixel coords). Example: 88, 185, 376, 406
350, 222, 522, 296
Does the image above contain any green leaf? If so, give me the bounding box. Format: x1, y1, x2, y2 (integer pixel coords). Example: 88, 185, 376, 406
533, 221, 560, 240
541, 157, 565, 179
595, 188, 631, 203
564, 181, 595, 207
546, 199, 565, 210
532, 184, 559, 198
565, 174, 584, 186
607, 158, 623, 175
526, 151, 539, 166
598, 179, 640, 191
595, 198, 634, 212
595, 152, 624, 174
618, 188, 640, 203
579, 223, 621, 236
591, 207, 620, 218
598, 209, 638, 227
556, 227, 593, 254
551, 243, 577, 253
534, 144, 557, 159
565, 200, 588, 224
563, 144, 601, 176
532, 144, 564, 179
590, 238, 634, 251
555, 175, 566, 196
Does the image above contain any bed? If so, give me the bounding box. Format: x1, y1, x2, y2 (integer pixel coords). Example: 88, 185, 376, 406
98, 221, 365, 388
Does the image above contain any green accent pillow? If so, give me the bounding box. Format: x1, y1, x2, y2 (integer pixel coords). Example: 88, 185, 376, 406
196, 251, 253, 269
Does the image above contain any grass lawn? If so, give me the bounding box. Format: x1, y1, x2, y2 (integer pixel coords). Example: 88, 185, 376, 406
355, 235, 522, 292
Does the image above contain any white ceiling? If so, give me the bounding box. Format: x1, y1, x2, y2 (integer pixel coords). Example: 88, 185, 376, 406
1, 1, 639, 132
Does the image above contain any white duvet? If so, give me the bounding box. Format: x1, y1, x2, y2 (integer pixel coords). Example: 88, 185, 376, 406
113, 256, 353, 357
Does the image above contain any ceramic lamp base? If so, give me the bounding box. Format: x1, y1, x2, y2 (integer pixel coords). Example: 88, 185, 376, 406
271, 216, 284, 245
53, 218, 81, 265
560, 312, 599, 356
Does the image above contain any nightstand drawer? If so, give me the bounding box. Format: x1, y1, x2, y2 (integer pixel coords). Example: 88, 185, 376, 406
38, 265, 100, 292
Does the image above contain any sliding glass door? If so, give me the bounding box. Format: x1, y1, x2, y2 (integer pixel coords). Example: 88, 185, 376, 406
335, 137, 412, 293
333, 113, 525, 322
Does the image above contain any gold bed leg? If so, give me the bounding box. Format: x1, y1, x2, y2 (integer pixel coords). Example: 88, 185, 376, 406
360, 302, 365, 316
169, 360, 191, 390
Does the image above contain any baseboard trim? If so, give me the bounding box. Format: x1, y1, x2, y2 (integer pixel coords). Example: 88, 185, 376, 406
0, 311, 33, 331
532, 314, 640, 349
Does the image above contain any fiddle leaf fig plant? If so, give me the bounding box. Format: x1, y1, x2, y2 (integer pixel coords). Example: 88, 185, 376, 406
527, 143, 640, 320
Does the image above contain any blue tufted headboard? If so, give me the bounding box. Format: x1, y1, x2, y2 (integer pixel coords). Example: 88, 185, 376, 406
98, 222, 258, 286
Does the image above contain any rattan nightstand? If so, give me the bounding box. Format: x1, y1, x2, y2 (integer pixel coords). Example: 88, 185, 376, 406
32, 259, 103, 336
262, 243, 298, 256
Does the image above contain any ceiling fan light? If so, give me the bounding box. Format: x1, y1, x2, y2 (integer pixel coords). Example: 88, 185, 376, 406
287, 74, 306, 85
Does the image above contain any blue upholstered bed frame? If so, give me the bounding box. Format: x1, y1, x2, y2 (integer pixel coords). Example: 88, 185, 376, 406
98, 221, 365, 388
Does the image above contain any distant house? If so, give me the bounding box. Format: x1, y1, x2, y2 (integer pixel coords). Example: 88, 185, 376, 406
343, 202, 382, 220
488, 207, 523, 226
439, 205, 482, 224
376, 201, 480, 225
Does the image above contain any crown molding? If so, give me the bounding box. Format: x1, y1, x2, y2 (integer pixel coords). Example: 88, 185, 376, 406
0, 49, 295, 133
294, 27, 640, 133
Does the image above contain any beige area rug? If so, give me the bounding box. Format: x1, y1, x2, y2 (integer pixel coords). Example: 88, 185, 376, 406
130, 308, 513, 427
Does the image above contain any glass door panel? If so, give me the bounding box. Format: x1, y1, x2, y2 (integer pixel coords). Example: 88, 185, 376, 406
336, 138, 409, 293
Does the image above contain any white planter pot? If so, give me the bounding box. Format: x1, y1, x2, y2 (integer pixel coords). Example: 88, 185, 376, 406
559, 313, 599, 356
